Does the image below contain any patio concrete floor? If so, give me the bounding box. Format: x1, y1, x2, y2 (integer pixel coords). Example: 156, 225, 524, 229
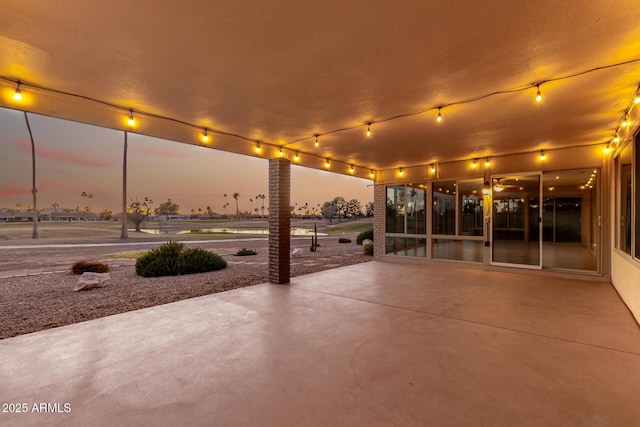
1, 261, 639, 426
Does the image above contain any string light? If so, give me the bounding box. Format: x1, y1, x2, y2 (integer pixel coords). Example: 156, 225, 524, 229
471, 159, 477, 169
398, 168, 403, 176
294, 152, 300, 162
202, 128, 209, 143
325, 159, 330, 168
369, 170, 375, 178
484, 158, 490, 167
279, 147, 285, 157
535, 84, 542, 103
621, 114, 629, 127
430, 164, 436, 173
12, 81, 22, 101
255, 141, 261, 154
540, 150, 546, 160
436, 107, 442, 123
635, 87, 640, 104
366, 123, 371, 137
613, 133, 620, 143
349, 165, 355, 174
127, 110, 135, 127
604, 144, 611, 154
314, 135, 319, 147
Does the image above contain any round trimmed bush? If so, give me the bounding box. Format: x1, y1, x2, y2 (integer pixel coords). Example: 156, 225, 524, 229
135, 241, 226, 277
363, 243, 374, 256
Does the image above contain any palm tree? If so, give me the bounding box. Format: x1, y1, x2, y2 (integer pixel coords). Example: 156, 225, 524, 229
232, 193, 240, 218
256, 194, 266, 218
87, 193, 94, 212
15, 202, 22, 210
51, 202, 59, 212
81, 191, 88, 210
249, 198, 254, 218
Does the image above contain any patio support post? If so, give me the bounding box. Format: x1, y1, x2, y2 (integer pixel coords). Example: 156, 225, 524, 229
268, 157, 291, 284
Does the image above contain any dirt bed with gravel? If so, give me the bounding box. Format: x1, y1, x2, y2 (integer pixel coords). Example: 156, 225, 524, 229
0, 237, 371, 339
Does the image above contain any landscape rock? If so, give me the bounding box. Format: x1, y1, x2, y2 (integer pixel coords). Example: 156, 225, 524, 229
74, 272, 111, 291
362, 239, 373, 246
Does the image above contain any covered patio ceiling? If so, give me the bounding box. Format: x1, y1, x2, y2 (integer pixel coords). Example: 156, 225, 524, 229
1, 1, 639, 179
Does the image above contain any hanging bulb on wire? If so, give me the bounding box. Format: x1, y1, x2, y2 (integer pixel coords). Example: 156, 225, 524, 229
613, 133, 620, 144
294, 152, 300, 162
622, 114, 629, 127
202, 128, 209, 143
314, 135, 319, 147
127, 110, 135, 127
12, 82, 23, 101
366, 123, 371, 137
436, 107, 442, 123
255, 141, 261, 154
535, 84, 542, 103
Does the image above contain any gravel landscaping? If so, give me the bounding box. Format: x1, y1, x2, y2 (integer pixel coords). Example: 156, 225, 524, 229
0, 237, 371, 339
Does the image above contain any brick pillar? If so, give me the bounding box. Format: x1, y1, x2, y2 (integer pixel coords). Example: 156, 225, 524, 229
373, 183, 385, 259
268, 158, 291, 284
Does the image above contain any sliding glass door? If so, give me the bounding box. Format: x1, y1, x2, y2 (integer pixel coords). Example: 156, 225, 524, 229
491, 172, 542, 269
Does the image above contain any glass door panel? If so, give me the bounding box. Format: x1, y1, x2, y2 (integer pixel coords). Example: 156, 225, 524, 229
491, 173, 542, 269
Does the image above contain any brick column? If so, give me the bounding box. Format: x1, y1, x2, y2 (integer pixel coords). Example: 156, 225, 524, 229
373, 183, 385, 259
268, 158, 291, 284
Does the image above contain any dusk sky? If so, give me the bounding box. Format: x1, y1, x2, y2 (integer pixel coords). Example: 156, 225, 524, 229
0, 107, 373, 214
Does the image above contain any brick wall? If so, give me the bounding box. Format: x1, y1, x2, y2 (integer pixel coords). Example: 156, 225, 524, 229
268, 158, 291, 284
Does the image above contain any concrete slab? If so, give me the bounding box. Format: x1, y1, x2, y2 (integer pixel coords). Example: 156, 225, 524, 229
1, 261, 639, 426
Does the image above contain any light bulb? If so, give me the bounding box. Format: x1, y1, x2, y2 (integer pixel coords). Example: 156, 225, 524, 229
294, 152, 300, 161
436, 108, 442, 123
622, 115, 629, 127
430, 164, 436, 173
398, 168, 403, 176
12, 82, 22, 101
366, 123, 371, 137
315, 135, 319, 147
279, 148, 284, 157
540, 151, 546, 161
369, 170, 375, 178
127, 110, 135, 127
484, 158, 490, 167
471, 160, 477, 169
604, 144, 611, 154
613, 134, 620, 143
325, 159, 330, 168
535, 85, 542, 103
349, 165, 355, 174
255, 142, 261, 154
202, 129, 209, 143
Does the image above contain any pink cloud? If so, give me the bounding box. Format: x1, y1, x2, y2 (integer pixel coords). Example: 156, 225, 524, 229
132, 145, 190, 158
0, 182, 54, 197
0, 186, 31, 197
14, 139, 112, 167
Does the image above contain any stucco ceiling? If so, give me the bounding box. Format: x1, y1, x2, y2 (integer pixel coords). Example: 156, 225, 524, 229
1, 1, 639, 178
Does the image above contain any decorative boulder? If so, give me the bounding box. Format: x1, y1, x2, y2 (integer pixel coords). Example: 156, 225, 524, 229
362, 239, 373, 246
74, 272, 111, 291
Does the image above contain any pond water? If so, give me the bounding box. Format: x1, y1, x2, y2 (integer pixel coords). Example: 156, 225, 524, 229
135, 227, 327, 236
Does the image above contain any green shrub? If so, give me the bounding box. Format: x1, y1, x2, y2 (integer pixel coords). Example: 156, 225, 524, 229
356, 229, 374, 245
135, 241, 227, 277
363, 243, 374, 256
71, 260, 110, 275
236, 248, 257, 256
179, 248, 227, 274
